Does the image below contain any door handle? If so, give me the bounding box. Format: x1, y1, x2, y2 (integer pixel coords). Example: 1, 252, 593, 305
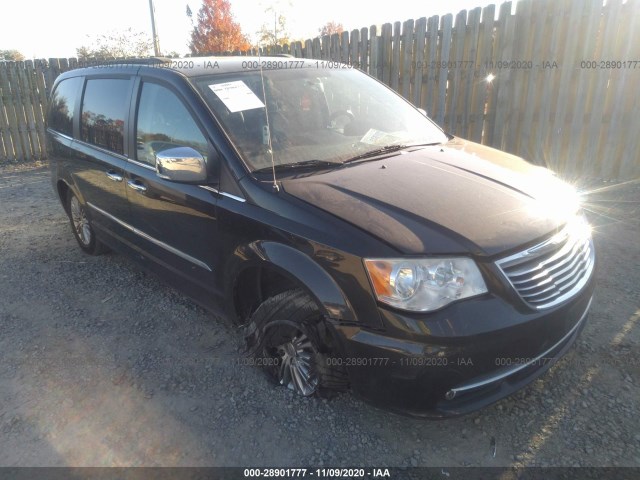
105, 170, 123, 182
127, 180, 147, 193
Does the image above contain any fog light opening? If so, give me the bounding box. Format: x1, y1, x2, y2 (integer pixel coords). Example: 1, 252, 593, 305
445, 390, 456, 400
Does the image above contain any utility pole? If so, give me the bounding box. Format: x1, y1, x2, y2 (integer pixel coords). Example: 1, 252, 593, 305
148, 0, 161, 56
274, 10, 277, 46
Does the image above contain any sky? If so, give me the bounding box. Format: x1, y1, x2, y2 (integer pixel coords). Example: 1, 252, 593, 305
1, 0, 517, 59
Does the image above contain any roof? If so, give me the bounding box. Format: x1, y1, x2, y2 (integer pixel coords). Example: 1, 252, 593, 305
60, 56, 311, 79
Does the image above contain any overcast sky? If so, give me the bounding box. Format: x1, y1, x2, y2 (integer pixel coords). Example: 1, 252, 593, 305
2, 0, 517, 58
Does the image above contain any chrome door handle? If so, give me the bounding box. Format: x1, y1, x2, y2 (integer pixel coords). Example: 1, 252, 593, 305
106, 170, 123, 182
127, 180, 147, 193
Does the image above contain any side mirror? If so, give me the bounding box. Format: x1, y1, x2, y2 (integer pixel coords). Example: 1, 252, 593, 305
155, 147, 207, 183
417, 108, 428, 117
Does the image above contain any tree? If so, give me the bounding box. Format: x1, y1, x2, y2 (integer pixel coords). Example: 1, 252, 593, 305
0, 50, 25, 61
76, 29, 153, 59
257, 7, 290, 47
189, 0, 250, 54
318, 21, 344, 37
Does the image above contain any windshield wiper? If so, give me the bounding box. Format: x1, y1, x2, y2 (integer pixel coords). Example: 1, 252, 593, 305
253, 159, 342, 173
343, 142, 442, 164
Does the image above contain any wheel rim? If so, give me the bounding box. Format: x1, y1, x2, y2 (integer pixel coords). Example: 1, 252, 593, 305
272, 331, 319, 396
70, 196, 91, 246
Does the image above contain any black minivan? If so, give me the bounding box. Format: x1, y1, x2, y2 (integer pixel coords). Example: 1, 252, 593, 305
47, 57, 595, 417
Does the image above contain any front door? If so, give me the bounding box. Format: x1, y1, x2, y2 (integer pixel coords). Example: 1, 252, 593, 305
124, 80, 220, 296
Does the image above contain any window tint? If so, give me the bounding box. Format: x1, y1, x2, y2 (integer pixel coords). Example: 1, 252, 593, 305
80, 78, 130, 155
136, 82, 208, 166
49, 77, 82, 137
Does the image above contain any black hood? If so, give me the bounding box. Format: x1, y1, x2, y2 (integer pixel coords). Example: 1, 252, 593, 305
281, 138, 579, 257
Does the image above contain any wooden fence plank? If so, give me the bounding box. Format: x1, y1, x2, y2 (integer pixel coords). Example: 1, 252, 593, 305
330, 33, 340, 61
401, 19, 414, 100
381, 23, 393, 85
339, 31, 348, 64
468, 4, 495, 143
349, 29, 359, 68
446, 10, 467, 133
0, 64, 26, 162
518, 1, 552, 163
390, 22, 401, 92
412, 17, 427, 107
502, 0, 533, 156
546, 0, 591, 176
618, 0, 640, 179
460, 7, 481, 138
0, 65, 14, 160
434, 14, 453, 127
359, 27, 368, 73
422, 15, 439, 115
16, 62, 41, 159
531, 0, 569, 166
489, 1, 514, 148
563, 0, 603, 177
304, 40, 313, 59
0, 64, 14, 160
582, 0, 623, 176
369, 25, 380, 79
599, 0, 638, 179
26, 60, 47, 158
9, 64, 33, 161
321, 35, 330, 60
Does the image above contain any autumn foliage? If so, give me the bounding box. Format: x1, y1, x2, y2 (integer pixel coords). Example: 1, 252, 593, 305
189, 0, 250, 54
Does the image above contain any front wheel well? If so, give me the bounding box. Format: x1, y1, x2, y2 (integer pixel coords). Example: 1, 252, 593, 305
57, 180, 70, 213
233, 266, 299, 325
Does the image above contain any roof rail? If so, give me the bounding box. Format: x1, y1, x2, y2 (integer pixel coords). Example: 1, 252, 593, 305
84, 57, 173, 66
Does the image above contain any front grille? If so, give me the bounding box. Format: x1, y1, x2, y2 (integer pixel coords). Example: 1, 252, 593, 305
496, 216, 595, 309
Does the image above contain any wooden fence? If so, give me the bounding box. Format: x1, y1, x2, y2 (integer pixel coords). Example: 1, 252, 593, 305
1, 0, 639, 179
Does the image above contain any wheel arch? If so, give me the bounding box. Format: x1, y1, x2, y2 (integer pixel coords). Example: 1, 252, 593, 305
228, 241, 357, 325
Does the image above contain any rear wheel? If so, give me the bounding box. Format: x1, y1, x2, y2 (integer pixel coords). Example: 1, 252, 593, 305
66, 192, 108, 255
244, 289, 349, 397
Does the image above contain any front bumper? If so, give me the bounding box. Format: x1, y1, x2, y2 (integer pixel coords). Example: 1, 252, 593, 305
331, 277, 594, 418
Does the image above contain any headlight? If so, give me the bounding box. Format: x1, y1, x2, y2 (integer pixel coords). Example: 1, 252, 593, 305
364, 257, 488, 312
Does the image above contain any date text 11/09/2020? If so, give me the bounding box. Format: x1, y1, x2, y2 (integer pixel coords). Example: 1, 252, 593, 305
244, 468, 391, 478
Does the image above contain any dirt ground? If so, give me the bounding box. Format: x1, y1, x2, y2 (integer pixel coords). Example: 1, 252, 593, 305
0, 162, 638, 468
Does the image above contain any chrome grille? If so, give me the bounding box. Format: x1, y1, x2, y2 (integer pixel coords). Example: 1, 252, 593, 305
496, 217, 595, 309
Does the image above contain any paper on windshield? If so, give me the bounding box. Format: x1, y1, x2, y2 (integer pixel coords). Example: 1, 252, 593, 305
209, 81, 265, 113
360, 128, 404, 146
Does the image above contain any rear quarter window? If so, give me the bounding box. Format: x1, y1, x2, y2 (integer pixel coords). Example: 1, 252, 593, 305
80, 78, 131, 155
48, 77, 82, 137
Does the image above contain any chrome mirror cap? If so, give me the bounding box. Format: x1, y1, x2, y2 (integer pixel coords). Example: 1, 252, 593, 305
155, 147, 207, 183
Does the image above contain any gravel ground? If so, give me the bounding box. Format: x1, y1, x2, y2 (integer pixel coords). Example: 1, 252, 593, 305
0, 162, 638, 468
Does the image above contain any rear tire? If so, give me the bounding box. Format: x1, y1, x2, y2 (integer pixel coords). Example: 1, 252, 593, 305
244, 289, 349, 397
66, 191, 108, 255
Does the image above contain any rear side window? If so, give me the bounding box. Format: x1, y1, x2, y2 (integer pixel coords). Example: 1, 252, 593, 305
48, 77, 82, 137
80, 78, 130, 155
135, 82, 208, 166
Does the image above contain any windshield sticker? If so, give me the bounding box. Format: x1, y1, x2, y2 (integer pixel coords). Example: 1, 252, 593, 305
360, 128, 403, 146
209, 81, 265, 113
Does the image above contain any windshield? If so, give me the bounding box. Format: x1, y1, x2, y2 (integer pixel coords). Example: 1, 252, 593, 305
194, 67, 448, 172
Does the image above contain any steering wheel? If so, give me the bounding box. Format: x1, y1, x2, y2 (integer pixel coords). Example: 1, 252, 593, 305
329, 110, 355, 123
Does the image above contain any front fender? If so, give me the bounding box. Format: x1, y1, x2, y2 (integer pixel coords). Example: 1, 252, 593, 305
228, 240, 358, 323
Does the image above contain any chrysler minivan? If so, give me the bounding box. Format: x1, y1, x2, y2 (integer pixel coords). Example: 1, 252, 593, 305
47, 57, 595, 417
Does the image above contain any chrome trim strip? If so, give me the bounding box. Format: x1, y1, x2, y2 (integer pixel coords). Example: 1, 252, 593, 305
74, 139, 129, 161
126, 158, 156, 171
450, 296, 592, 395
46, 128, 73, 142
199, 185, 246, 203
87, 202, 212, 272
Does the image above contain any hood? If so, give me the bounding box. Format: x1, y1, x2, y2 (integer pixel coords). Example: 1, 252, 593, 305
281, 138, 579, 257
